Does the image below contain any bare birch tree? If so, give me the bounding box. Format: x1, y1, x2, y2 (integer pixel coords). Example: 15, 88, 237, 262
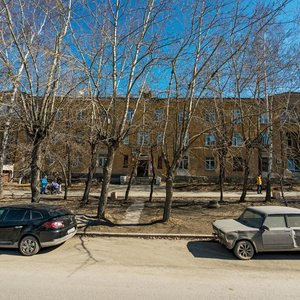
1, 0, 74, 202
160, 0, 289, 222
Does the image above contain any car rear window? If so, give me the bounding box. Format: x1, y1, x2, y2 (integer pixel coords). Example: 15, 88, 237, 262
48, 207, 72, 217
287, 215, 300, 227
32, 211, 44, 220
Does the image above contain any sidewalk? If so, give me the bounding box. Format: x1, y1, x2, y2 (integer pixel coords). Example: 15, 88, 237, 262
3, 184, 300, 200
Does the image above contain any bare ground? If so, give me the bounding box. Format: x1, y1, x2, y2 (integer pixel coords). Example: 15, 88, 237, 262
1, 194, 300, 234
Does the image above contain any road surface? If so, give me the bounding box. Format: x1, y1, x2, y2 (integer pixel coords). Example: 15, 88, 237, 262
0, 237, 300, 299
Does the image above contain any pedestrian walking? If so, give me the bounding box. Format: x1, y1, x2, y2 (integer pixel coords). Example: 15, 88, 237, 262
40, 175, 48, 194
256, 174, 262, 194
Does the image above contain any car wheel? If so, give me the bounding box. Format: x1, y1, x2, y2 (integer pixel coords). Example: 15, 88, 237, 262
234, 240, 254, 260
19, 236, 40, 256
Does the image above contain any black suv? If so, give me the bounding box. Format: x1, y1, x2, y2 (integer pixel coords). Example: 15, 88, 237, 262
0, 204, 77, 256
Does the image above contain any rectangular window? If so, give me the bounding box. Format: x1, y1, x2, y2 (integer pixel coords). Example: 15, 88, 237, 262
261, 133, 270, 145
55, 110, 62, 121
288, 158, 300, 172
0, 104, 9, 115
157, 156, 163, 169
75, 133, 83, 144
123, 155, 129, 168
98, 156, 107, 168
126, 109, 134, 122
179, 110, 188, 124
122, 133, 129, 145
77, 111, 85, 120
101, 111, 111, 124
73, 153, 82, 166
262, 157, 268, 172
205, 110, 216, 123
233, 157, 243, 171
260, 113, 269, 124
286, 133, 292, 148
156, 133, 163, 145
205, 133, 216, 146
232, 109, 241, 124
232, 133, 243, 147
205, 157, 215, 170
137, 132, 150, 145
154, 109, 164, 122
179, 155, 189, 170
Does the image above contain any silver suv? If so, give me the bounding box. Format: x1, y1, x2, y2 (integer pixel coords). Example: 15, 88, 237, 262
213, 206, 300, 260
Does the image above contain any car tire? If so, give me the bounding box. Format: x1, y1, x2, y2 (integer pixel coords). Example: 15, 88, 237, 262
19, 236, 40, 256
233, 240, 254, 260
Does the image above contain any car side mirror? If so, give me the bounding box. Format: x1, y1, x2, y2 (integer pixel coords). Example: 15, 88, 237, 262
261, 225, 269, 231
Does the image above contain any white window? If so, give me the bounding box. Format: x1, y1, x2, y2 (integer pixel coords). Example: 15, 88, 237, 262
183, 132, 189, 146
232, 109, 241, 124
179, 110, 188, 124
98, 156, 107, 168
179, 155, 189, 170
137, 132, 150, 145
260, 113, 269, 124
55, 110, 62, 120
77, 111, 85, 120
122, 133, 129, 145
101, 111, 111, 124
75, 133, 83, 144
156, 133, 163, 145
205, 133, 216, 146
205, 157, 215, 170
126, 109, 134, 122
261, 133, 270, 145
232, 133, 243, 146
73, 153, 82, 166
288, 158, 300, 172
205, 110, 216, 123
0, 104, 9, 114
154, 109, 164, 122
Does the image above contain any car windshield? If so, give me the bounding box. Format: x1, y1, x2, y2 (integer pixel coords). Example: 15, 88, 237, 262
238, 209, 264, 228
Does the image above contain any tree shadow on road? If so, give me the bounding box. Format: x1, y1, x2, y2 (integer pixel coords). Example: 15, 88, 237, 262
76, 214, 163, 229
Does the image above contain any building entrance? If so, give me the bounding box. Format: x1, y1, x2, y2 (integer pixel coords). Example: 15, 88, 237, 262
137, 160, 149, 177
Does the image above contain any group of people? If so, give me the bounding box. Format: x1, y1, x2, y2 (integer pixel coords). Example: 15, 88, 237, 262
40, 175, 62, 194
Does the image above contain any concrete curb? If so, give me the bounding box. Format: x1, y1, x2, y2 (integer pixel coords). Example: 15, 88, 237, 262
76, 231, 215, 240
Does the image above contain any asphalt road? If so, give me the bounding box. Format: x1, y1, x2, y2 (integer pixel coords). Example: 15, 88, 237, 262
1, 237, 300, 300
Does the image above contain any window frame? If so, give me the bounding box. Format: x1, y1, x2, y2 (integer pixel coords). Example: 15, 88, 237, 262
205, 157, 215, 171
232, 133, 243, 147
233, 157, 243, 172
204, 133, 216, 146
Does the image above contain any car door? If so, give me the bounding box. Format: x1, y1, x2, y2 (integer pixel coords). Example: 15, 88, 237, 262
0, 208, 27, 245
261, 214, 294, 250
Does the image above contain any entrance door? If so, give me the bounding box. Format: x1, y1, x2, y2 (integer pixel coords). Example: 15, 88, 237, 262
137, 160, 148, 177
